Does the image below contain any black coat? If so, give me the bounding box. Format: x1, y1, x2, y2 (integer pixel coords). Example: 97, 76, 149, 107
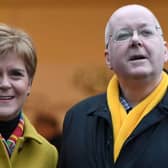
59, 91, 168, 168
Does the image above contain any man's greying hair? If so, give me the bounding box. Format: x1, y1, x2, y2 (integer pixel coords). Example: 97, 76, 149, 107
0, 23, 37, 80
105, 21, 112, 49
104, 4, 163, 49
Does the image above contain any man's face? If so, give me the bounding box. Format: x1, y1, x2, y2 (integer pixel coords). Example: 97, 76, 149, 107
106, 6, 168, 81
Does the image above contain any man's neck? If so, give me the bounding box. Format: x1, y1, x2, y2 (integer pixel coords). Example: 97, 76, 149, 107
119, 77, 162, 107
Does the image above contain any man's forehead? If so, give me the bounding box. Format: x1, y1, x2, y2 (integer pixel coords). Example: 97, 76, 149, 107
111, 5, 154, 17
109, 5, 157, 27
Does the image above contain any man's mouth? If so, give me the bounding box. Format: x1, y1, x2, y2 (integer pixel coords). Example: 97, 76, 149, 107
129, 55, 147, 61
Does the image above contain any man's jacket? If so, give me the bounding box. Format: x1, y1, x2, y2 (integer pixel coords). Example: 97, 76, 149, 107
60, 91, 168, 168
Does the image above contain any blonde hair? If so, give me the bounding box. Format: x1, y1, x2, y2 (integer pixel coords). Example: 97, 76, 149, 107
0, 23, 37, 80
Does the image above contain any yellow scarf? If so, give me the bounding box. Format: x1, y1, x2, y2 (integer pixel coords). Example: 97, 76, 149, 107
107, 71, 168, 162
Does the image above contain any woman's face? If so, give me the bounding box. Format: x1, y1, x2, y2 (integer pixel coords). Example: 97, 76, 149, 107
0, 51, 31, 121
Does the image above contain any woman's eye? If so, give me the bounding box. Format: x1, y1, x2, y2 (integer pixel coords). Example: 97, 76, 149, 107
10, 70, 24, 77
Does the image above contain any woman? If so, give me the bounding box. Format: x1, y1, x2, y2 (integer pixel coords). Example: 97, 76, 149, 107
0, 24, 58, 168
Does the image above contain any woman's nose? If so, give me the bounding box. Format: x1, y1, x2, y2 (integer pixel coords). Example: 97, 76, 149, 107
0, 75, 11, 89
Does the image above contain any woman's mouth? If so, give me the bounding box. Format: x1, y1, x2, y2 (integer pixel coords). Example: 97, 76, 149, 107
0, 96, 14, 100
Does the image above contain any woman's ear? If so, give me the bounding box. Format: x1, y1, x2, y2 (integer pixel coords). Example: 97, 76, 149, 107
27, 79, 32, 96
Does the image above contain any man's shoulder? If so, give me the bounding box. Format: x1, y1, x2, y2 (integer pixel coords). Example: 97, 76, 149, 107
63, 93, 107, 133
69, 93, 107, 112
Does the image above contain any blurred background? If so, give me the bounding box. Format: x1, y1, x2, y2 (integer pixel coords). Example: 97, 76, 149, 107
1, 0, 168, 154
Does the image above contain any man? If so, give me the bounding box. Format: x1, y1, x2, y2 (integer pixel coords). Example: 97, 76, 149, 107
60, 4, 168, 168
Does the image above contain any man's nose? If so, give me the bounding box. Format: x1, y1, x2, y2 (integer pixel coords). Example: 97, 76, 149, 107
131, 30, 143, 46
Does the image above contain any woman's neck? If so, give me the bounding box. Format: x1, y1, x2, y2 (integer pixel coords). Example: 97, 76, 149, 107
0, 113, 20, 140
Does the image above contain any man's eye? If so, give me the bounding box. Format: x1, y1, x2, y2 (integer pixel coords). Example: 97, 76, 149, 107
115, 31, 131, 41
140, 29, 154, 37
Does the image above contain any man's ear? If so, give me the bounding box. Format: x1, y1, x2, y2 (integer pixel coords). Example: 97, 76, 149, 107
163, 41, 168, 63
104, 49, 112, 69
